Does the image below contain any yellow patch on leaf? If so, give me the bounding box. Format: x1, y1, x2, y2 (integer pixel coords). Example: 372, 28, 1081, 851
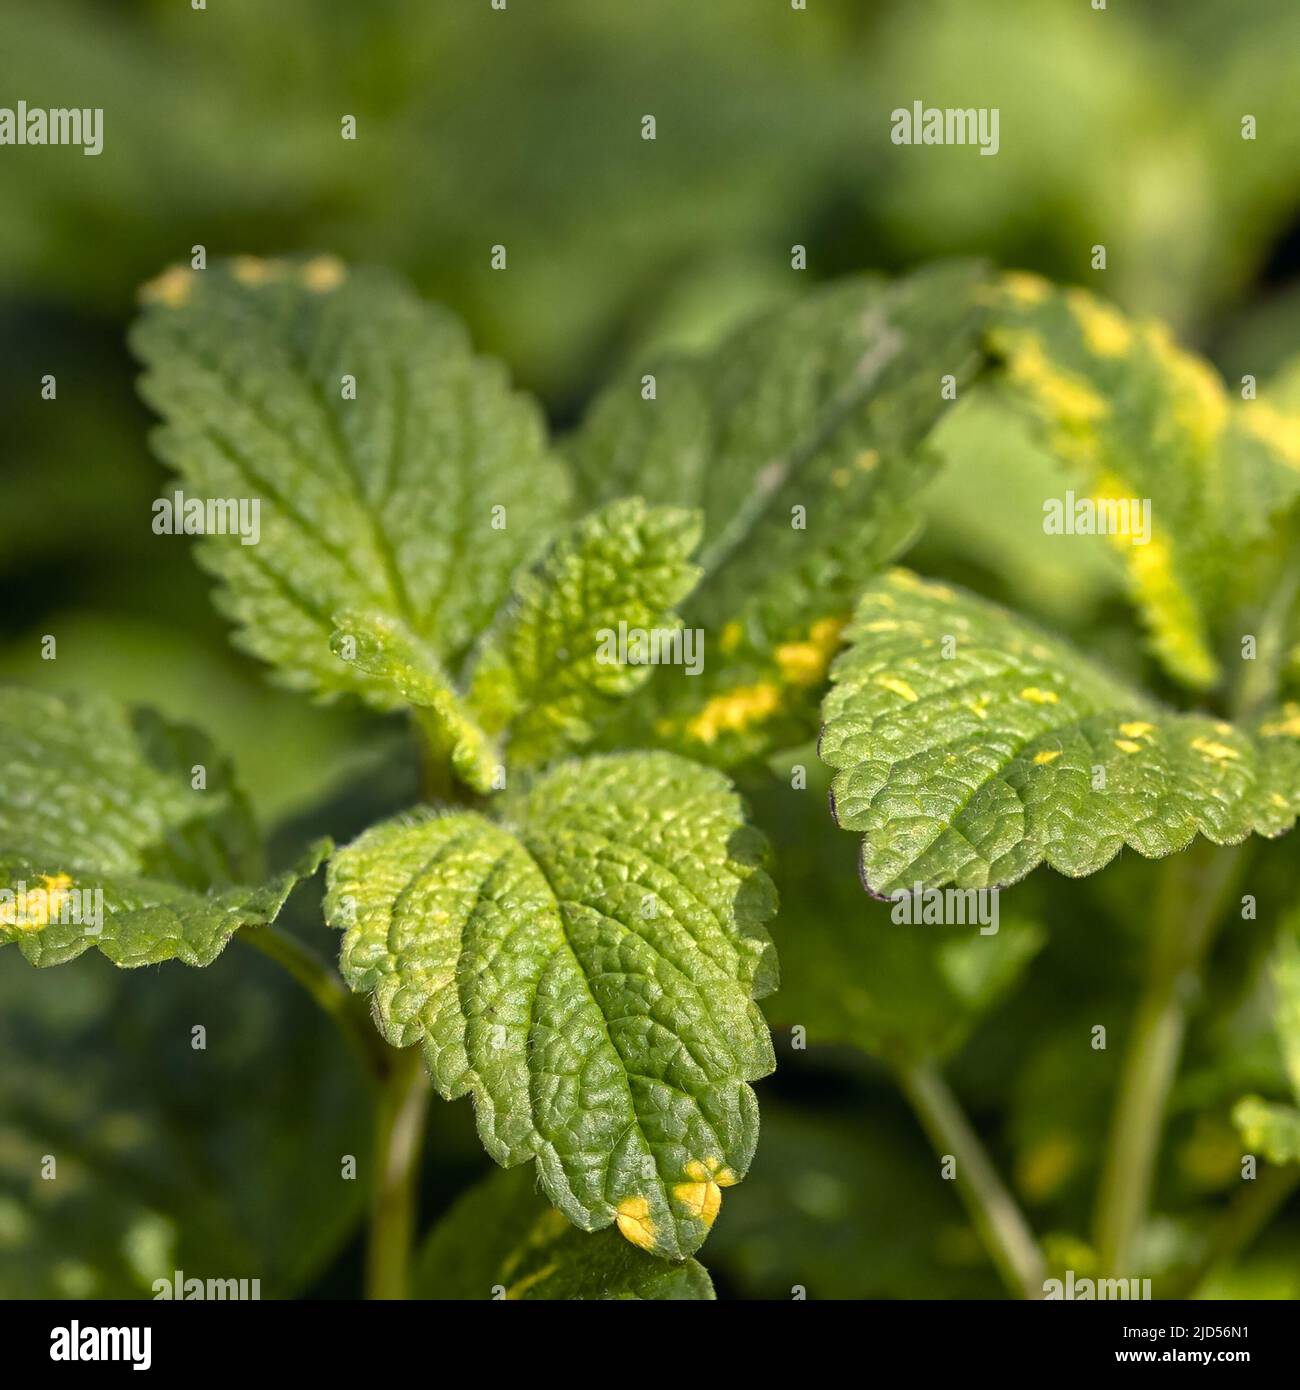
997, 329, 1109, 431
1190, 736, 1239, 762
1000, 271, 1051, 306
1122, 529, 1219, 690
774, 616, 846, 687
614, 1196, 656, 1252
0, 873, 73, 932
1019, 686, 1059, 705
672, 1158, 737, 1229
232, 256, 283, 287
1142, 321, 1228, 450
1119, 721, 1154, 739
138, 265, 193, 308
1260, 704, 1300, 738
1032, 749, 1061, 765
301, 255, 347, 293
1066, 288, 1132, 358
876, 675, 919, 703
683, 683, 781, 744
1240, 403, 1300, 470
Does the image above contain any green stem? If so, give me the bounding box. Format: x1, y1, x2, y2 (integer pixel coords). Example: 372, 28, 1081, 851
413, 710, 453, 803
242, 925, 389, 1079
366, 1047, 430, 1300
1168, 1163, 1300, 1298
1231, 558, 1300, 721
896, 1058, 1047, 1299
1093, 841, 1247, 1279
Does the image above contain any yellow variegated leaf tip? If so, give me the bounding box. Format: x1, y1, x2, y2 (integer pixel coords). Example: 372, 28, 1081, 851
616, 1157, 739, 1251
671, 1157, 738, 1230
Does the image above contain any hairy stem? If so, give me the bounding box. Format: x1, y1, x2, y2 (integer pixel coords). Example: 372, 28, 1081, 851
242, 924, 389, 1079
1093, 841, 1247, 1279
366, 1047, 431, 1300
896, 1058, 1047, 1299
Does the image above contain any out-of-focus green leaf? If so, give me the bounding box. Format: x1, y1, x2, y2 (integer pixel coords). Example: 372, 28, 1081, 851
0, 613, 368, 826
416, 1165, 714, 1300
0, 940, 371, 1298
757, 759, 1042, 1066
918, 391, 1126, 629
704, 1102, 1001, 1299
985, 273, 1300, 690
1233, 1097, 1300, 1165
1233, 931, 1300, 1166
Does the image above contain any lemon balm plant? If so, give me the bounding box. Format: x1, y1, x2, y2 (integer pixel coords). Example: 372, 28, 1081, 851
3, 254, 1300, 1299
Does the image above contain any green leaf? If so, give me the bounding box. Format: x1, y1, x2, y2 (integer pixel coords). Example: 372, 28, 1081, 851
416, 1165, 714, 1299
130, 256, 570, 706
567, 262, 991, 767
1232, 1096, 1300, 1166
1233, 930, 1300, 1167
0, 688, 325, 968
0, 939, 371, 1298
702, 1102, 1002, 1299
755, 759, 1043, 1066
820, 569, 1300, 895
329, 608, 498, 794
986, 273, 1300, 690
325, 750, 776, 1259
464, 498, 702, 768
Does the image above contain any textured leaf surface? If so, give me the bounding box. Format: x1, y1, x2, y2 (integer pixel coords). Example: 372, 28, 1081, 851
130, 256, 569, 704
327, 751, 776, 1259
465, 499, 702, 768
329, 608, 498, 793
0, 688, 324, 967
986, 272, 1300, 690
820, 570, 1300, 895
568, 263, 990, 766
416, 1165, 713, 1299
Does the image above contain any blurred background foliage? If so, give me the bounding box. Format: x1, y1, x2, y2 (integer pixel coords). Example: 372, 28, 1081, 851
3, 0, 1300, 1298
